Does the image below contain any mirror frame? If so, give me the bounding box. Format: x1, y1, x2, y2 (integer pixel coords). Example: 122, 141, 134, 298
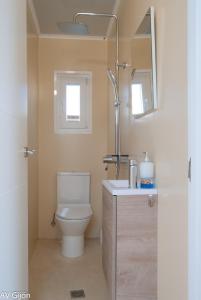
132, 6, 157, 119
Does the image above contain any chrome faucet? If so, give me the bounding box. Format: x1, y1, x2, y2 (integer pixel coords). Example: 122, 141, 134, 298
103, 154, 129, 177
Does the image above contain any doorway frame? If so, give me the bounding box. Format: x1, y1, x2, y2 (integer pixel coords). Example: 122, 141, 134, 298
188, 0, 201, 299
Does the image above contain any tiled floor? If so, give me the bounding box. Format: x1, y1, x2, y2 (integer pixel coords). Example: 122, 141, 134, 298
29, 239, 109, 300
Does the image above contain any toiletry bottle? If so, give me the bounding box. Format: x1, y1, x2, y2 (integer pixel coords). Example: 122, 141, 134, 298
139, 152, 155, 188
129, 159, 138, 188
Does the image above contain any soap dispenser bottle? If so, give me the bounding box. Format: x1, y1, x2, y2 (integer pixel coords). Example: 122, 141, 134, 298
139, 152, 155, 188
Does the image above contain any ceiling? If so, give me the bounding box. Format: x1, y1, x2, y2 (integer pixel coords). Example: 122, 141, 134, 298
33, 0, 117, 36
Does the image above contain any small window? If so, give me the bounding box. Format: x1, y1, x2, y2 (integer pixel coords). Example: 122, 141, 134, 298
66, 85, 81, 121
54, 71, 92, 134
131, 83, 144, 115
131, 70, 152, 116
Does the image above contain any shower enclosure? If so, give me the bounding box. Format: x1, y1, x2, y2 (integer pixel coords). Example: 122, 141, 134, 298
58, 12, 129, 178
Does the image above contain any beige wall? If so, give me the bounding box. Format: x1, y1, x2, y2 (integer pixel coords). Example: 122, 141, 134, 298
108, 1, 188, 300
38, 38, 108, 239
27, 5, 39, 259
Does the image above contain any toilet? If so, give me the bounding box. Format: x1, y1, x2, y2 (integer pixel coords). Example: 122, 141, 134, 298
56, 172, 93, 258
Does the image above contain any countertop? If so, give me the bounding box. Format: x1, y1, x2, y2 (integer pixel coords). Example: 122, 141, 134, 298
102, 180, 158, 196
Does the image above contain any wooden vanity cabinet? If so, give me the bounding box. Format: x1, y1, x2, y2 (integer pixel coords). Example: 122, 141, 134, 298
102, 187, 157, 300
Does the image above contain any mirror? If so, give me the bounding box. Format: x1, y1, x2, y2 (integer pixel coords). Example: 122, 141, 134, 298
131, 7, 157, 118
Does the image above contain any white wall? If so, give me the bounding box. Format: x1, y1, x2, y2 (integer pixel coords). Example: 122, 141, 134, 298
0, 0, 28, 292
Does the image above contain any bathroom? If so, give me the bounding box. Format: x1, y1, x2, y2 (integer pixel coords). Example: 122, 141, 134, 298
0, 0, 191, 299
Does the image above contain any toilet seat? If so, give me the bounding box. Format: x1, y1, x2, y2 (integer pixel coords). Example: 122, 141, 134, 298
56, 204, 92, 221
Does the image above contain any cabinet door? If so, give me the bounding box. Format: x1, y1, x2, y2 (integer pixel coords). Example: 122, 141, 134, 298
116, 196, 157, 300
102, 188, 116, 300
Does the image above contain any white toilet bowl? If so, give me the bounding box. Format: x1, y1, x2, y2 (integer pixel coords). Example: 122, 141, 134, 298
56, 204, 92, 257
56, 172, 92, 258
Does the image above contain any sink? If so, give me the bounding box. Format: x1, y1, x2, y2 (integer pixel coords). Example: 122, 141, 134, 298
102, 180, 157, 196
107, 180, 129, 188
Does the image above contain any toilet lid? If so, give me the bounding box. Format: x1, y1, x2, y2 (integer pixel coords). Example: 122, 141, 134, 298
56, 204, 93, 220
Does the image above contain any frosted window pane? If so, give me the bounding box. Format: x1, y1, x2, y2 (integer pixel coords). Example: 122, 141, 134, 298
66, 85, 80, 121
131, 84, 144, 115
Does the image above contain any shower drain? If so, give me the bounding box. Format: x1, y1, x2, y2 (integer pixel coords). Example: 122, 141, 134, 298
70, 289, 86, 298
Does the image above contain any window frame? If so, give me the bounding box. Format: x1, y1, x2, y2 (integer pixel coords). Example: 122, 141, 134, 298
54, 71, 92, 134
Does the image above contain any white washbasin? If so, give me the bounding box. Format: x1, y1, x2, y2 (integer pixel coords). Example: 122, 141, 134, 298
102, 180, 157, 196
107, 180, 129, 188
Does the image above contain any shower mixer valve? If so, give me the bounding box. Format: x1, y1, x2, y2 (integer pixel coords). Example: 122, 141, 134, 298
117, 62, 132, 69
103, 154, 129, 165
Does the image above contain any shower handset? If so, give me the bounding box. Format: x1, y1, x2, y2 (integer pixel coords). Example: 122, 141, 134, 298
107, 69, 119, 106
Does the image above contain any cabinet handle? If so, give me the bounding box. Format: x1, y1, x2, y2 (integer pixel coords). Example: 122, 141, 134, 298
148, 195, 155, 207
188, 157, 191, 182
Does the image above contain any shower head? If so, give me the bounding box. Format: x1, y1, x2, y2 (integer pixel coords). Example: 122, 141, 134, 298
57, 21, 89, 35
107, 69, 118, 101
107, 69, 117, 87
57, 12, 118, 39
